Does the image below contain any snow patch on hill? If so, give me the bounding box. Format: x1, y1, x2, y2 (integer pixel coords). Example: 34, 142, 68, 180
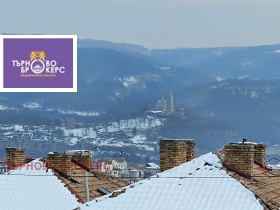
0, 104, 8, 110
100, 117, 162, 132
13, 125, 24, 132
58, 109, 100, 116
61, 116, 162, 151
130, 135, 147, 144
160, 66, 171, 71
23, 102, 41, 109
119, 76, 139, 87
63, 127, 97, 138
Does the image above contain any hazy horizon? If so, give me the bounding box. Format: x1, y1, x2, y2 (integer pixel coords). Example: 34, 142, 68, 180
1, 0, 280, 49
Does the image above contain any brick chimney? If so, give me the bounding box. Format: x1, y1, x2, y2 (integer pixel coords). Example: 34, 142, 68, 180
6, 147, 25, 171
253, 144, 266, 167
65, 150, 93, 170
47, 153, 72, 176
224, 143, 258, 177
223, 142, 267, 177
160, 139, 195, 172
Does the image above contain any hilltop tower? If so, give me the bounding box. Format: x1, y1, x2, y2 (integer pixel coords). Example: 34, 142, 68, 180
166, 90, 174, 113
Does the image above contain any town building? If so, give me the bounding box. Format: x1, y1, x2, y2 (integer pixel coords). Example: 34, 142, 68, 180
97, 158, 147, 183
0, 158, 6, 174
144, 163, 160, 177
154, 91, 174, 113
155, 97, 167, 112
97, 158, 127, 175
66, 118, 76, 130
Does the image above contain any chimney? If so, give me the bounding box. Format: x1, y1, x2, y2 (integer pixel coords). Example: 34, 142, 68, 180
253, 144, 266, 167
223, 142, 267, 177
160, 139, 195, 172
65, 150, 93, 170
6, 147, 25, 171
47, 153, 72, 176
224, 143, 255, 177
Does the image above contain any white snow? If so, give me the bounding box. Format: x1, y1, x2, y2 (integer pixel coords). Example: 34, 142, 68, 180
146, 163, 159, 169
274, 50, 280, 53
159, 66, 171, 70
23, 102, 41, 109
63, 127, 97, 139
0, 159, 79, 210
237, 141, 258, 145
149, 110, 163, 113
0, 104, 8, 110
68, 137, 80, 145
80, 153, 263, 210
13, 124, 24, 132
99, 117, 162, 132
216, 77, 225, 82
65, 150, 93, 156
0, 116, 162, 151
119, 76, 139, 87
267, 164, 280, 170
58, 109, 100, 117
130, 135, 147, 144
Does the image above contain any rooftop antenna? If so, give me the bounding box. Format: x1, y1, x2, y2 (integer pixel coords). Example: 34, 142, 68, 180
85, 170, 90, 202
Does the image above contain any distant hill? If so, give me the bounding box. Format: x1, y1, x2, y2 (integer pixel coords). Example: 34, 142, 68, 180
1, 38, 280, 149
0, 46, 210, 119
148, 44, 280, 80
172, 79, 280, 145
78, 39, 148, 53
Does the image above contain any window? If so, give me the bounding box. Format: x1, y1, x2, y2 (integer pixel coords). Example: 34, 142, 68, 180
97, 188, 111, 195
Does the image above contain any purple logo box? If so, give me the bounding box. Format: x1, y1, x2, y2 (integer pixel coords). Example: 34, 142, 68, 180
3, 35, 77, 92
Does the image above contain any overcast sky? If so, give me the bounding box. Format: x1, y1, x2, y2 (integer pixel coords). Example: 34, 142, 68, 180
1, 0, 280, 49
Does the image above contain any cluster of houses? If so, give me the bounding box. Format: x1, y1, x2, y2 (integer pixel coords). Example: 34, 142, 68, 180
1, 139, 280, 209
0, 153, 161, 183
96, 157, 160, 183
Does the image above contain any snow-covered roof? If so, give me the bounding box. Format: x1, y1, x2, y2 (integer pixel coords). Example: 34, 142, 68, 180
145, 163, 159, 169
237, 141, 258, 145
80, 153, 263, 210
99, 157, 127, 163
65, 150, 93, 156
267, 164, 280, 170
0, 159, 79, 210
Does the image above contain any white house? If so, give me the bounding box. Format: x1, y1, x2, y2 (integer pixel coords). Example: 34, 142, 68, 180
98, 158, 127, 176
144, 162, 160, 176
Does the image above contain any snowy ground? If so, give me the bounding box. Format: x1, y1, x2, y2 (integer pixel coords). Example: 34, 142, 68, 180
0, 116, 163, 152
62, 116, 162, 151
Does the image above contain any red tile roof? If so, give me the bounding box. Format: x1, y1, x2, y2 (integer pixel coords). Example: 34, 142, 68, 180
227, 163, 280, 210
52, 160, 129, 203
